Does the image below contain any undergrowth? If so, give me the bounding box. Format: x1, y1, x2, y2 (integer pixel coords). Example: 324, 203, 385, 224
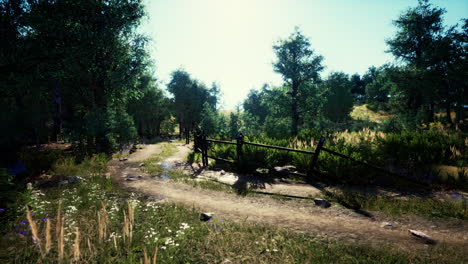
1, 176, 467, 263
1, 145, 467, 263
207, 129, 467, 190
324, 190, 467, 220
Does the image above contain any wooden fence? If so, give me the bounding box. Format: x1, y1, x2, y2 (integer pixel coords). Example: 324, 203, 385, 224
193, 131, 405, 180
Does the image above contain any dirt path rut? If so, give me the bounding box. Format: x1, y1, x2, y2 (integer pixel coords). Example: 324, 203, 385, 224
108, 142, 468, 251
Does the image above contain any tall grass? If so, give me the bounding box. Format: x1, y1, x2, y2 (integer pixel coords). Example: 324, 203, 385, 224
323, 190, 467, 220
52, 153, 108, 177
1, 178, 466, 263
207, 129, 467, 189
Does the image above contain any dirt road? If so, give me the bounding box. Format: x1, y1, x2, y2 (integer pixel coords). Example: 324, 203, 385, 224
108, 142, 468, 250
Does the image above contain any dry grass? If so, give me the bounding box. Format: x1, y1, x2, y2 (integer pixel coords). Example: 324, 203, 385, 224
73, 227, 80, 262
2, 161, 466, 263
45, 218, 52, 254
350, 104, 392, 123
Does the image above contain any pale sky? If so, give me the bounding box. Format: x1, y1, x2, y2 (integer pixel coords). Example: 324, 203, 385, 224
140, 0, 467, 109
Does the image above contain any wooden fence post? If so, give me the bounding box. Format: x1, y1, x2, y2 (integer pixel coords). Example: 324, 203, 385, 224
235, 132, 244, 164
310, 137, 326, 172
185, 129, 190, 144
202, 133, 208, 167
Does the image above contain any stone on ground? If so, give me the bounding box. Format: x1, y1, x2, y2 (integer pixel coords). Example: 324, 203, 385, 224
313, 198, 331, 208
408, 229, 436, 244
200, 212, 214, 221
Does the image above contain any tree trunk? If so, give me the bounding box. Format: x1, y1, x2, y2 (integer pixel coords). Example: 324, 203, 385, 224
179, 122, 183, 137
446, 101, 452, 124
291, 82, 299, 136
444, 79, 452, 124
51, 80, 62, 142
427, 103, 435, 122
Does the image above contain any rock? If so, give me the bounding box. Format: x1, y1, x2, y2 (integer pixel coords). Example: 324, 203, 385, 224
408, 229, 436, 244
274, 165, 296, 176
380, 222, 393, 229
126, 176, 138, 181
313, 198, 331, 208
119, 158, 128, 161
69, 176, 85, 184
200, 212, 214, 221
58, 180, 69, 186
220, 170, 226, 176
139, 163, 145, 167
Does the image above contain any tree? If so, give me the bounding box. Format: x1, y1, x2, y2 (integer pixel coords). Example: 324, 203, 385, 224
228, 111, 240, 139
386, 0, 445, 122
365, 66, 395, 107
243, 85, 269, 124
430, 20, 468, 124
350, 73, 366, 102
200, 102, 219, 136
0, 0, 152, 154
321, 72, 354, 122
273, 28, 324, 135
128, 76, 171, 139
167, 69, 220, 136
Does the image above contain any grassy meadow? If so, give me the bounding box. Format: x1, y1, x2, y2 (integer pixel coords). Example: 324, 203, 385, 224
0, 145, 466, 263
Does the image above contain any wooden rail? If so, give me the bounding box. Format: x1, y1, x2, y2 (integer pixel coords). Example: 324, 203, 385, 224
206, 139, 237, 145
193, 130, 413, 183
243, 141, 315, 155
195, 131, 323, 177
321, 147, 403, 177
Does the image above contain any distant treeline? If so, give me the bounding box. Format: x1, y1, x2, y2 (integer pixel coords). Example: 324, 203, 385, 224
1, 0, 466, 159
205, 0, 467, 139
0, 0, 220, 158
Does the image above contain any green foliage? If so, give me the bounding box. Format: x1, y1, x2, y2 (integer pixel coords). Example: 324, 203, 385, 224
243, 86, 269, 124
321, 72, 355, 122
272, 27, 324, 87
207, 129, 467, 189
0, 0, 158, 154
228, 112, 241, 139
167, 70, 220, 135
0, 169, 19, 211
264, 116, 292, 138
52, 153, 108, 177
200, 102, 220, 136
324, 190, 467, 220
386, 0, 467, 124
273, 27, 324, 135
128, 83, 171, 139
3, 180, 466, 263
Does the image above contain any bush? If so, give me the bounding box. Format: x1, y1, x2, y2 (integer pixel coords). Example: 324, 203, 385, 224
205, 129, 467, 189
52, 153, 109, 178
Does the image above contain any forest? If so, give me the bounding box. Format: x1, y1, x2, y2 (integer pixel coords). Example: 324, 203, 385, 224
0, 0, 467, 263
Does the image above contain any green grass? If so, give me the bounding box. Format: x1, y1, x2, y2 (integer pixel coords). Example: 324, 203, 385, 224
1, 150, 467, 263
186, 150, 467, 219
167, 168, 241, 194
2, 176, 467, 264
324, 190, 467, 220
140, 143, 177, 175
52, 153, 108, 177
